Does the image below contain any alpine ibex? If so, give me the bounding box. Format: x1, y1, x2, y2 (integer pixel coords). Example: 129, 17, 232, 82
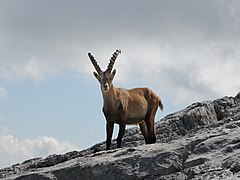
88, 49, 163, 150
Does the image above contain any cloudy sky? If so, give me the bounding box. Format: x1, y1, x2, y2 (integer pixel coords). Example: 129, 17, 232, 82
0, 0, 240, 168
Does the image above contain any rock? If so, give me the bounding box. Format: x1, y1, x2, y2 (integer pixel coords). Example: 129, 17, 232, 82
1, 92, 240, 180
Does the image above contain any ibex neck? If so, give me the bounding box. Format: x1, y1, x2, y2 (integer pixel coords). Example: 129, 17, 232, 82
102, 85, 118, 109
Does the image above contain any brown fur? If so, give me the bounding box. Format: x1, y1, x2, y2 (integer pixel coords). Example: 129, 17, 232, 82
89, 50, 163, 150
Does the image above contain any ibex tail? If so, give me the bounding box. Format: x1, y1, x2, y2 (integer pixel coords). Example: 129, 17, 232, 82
159, 99, 164, 111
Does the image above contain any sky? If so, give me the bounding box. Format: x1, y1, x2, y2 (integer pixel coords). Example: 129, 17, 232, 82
0, 0, 240, 168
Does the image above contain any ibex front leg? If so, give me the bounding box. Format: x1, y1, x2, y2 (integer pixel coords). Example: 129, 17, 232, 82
117, 122, 126, 148
106, 121, 114, 150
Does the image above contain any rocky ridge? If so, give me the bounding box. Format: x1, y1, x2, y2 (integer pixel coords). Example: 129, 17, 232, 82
0, 92, 240, 179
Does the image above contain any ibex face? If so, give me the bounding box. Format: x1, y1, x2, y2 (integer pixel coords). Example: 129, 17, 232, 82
93, 70, 116, 92
88, 50, 121, 93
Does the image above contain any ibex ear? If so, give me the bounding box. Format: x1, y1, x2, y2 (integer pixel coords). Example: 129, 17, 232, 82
93, 72, 100, 82
110, 69, 116, 80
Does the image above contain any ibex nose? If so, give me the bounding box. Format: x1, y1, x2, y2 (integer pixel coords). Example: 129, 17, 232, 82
102, 83, 109, 92
103, 83, 108, 88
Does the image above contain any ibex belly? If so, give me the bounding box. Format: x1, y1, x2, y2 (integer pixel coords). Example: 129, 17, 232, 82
126, 103, 147, 125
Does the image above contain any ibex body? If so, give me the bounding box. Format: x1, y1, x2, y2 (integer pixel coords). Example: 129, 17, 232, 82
88, 50, 163, 150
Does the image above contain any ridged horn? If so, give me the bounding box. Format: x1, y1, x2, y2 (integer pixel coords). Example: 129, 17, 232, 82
88, 53, 102, 74
107, 49, 121, 72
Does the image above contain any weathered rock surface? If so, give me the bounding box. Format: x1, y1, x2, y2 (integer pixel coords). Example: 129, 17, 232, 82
1, 92, 240, 180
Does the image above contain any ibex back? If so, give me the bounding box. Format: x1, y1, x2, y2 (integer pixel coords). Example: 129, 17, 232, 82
88, 50, 163, 150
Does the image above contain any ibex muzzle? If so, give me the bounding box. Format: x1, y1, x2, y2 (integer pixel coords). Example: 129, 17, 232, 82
88, 49, 163, 150
102, 83, 109, 92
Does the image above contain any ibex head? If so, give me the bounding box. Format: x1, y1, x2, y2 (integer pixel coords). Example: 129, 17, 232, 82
88, 49, 121, 92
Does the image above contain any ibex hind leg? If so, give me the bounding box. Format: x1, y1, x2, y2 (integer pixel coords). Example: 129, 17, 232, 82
146, 106, 158, 144
139, 121, 151, 144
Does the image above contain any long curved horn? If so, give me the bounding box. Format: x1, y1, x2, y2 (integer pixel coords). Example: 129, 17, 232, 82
107, 49, 121, 72
88, 53, 102, 74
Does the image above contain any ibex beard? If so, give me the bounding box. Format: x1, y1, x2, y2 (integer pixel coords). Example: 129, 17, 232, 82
88, 49, 163, 150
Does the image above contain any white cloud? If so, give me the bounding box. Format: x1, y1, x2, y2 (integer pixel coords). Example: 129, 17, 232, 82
0, 0, 239, 103
0, 57, 50, 81
0, 134, 79, 169
110, 38, 240, 106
